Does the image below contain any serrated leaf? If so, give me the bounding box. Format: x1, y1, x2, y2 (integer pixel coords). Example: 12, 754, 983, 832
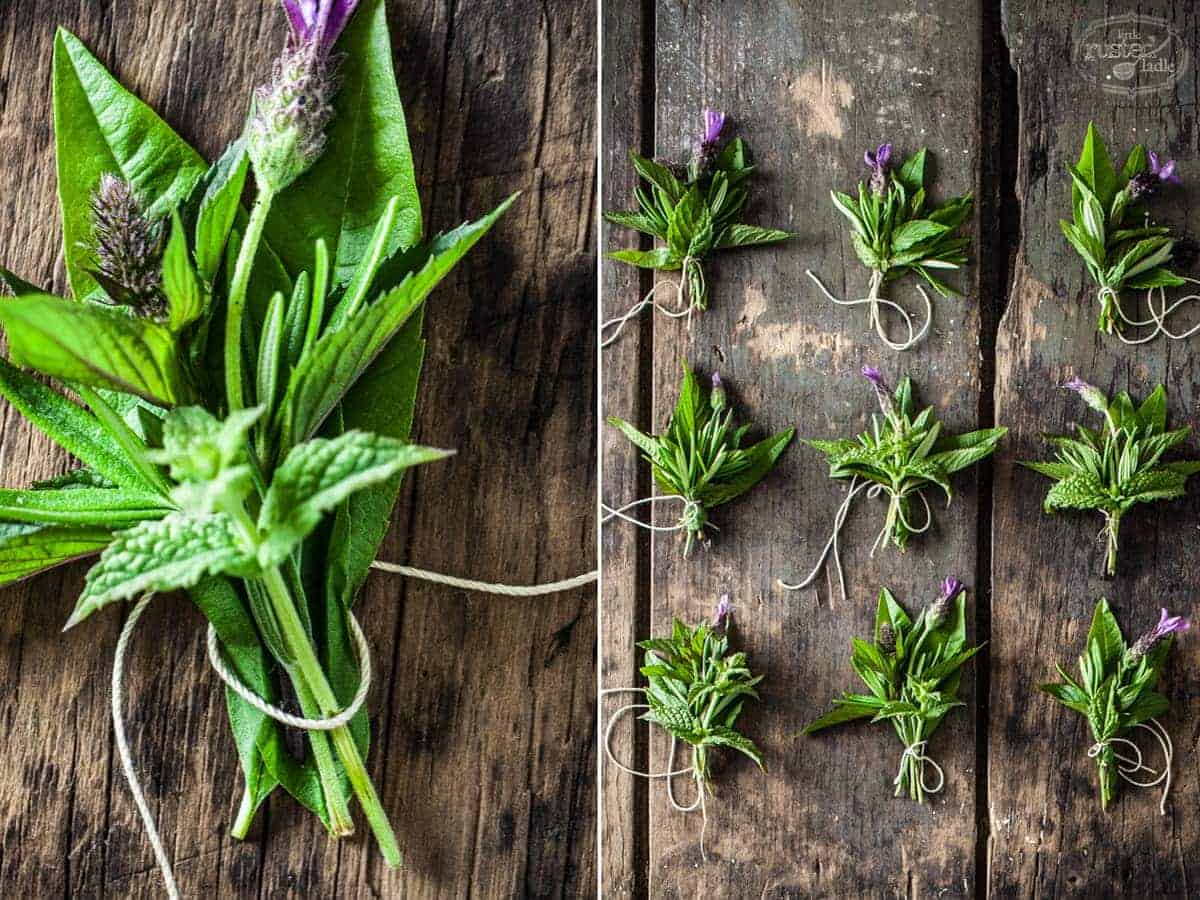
714, 224, 792, 249
1045, 473, 1108, 511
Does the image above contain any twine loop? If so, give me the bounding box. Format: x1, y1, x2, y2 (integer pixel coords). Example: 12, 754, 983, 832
600, 255, 703, 348
1087, 717, 1174, 816
806, 269, 931, 351
1103, 279, 1200, 344
894, 740, 945, 795
601, 494, 705, 535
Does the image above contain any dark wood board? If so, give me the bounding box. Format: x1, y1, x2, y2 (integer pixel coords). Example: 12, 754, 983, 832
990, 2, 1200, 896
0, 1, 596, 897
601, 1, 985, 896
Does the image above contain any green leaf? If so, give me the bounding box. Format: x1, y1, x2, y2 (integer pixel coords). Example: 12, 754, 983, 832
897, 149, 927, 192
891, 219, 949, 253
1076, 122, 1119, 212
193, 140, 251, 284
0, 358, 156, 492
608, 416, 659, 458
52, 29, 206, 299
667, 187, 705, 258
0, 487, 170, 528
1045, 473, 1108, 511
928, 427, 1007, 473
714, 223, 792, 249
803, 697, 882, 734
0, 522, 111, 589
1136, 385, 1167, 432
671, 360, 704, 442
630, 153, 683, 203
264, 0, 421, 283
0, 294, 186, 405
1126, 267, 1187, 290
699, 429, 795, 507
607, 248, 676, 269
162, 210, 204, 332
68, 513, 256, 626
257, 431, 451, 568
274, 195, 516, 453
1120, 144, 1149, 183
703, 726, 765, 770
1087, 598, 1125, 673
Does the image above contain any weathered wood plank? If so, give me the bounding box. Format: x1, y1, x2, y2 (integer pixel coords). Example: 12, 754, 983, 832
0, 2, 596, 897
599, 1, 984, 894
990, 4, 1200, 895
599, 0, 652, 897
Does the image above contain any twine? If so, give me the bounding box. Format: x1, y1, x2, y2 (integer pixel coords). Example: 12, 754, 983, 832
601, 687, 710, 860
113, 562, 597, 896
1087, 717, 1174, 816
1102, 281, 1200, 345
893, 740, 945, 796
601, 495, 704, 534
600, 256, 703, 348
777, 477, 932, 604
806, 269, 931, 351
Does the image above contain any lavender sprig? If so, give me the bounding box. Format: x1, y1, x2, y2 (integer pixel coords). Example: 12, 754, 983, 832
86, 174, 166, 317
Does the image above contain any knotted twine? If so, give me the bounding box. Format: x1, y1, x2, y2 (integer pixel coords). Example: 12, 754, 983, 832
1087, 717, 1174, 816
776, 476, 932, 604
114, 563, 598, 899
894, 740, 945, 797
601, 494, 705, 534
806, 269, 931, 352
1101, 280, 1200, 345
600, 687, 711, 861
600, 256, 704, 348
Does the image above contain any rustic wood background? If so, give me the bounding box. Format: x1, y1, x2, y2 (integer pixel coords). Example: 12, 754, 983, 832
601, 1, 1200, 896
0, 1, 596, 897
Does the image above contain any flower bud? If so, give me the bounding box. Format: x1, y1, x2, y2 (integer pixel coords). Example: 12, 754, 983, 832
878, 622, 896, 654
1063, 377, 1108, 416
861, 365, 894, 417
712, 593, 732, 631
689, 108, 725, 180
1128, 608, 1189, 661
87, 174, 166, 318
927, 576, 964, 628
710, 372, 727, 412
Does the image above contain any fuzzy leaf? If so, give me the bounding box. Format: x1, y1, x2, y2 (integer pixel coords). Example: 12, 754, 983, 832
0, 522, 111, 589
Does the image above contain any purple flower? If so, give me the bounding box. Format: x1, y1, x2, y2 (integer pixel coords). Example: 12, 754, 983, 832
864, 143, 894, 196
710, 371, 727, 412
1130, 608, 1190, 660
1064, 376, 1108, 415
690, 108, 726, 179
1129, 150, 1181, 199
712, 593, 732, 630
282, 0, 359, 53
862, 365, 894, 416
927, 576, 964, 627
939, 577, 965, 602
702, 109, 726, 147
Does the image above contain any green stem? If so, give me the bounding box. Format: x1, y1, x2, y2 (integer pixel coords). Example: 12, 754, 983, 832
1105, 512, 1120, 577
287, 662, 356, 837
225, 191, 276, 413
76, 386, 173, 497
259, 565, 403, 866
231, 787, 256, 840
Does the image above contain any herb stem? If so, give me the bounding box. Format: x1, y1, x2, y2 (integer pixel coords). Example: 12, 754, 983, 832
225, 191, 276, 414
1104, 512, 1120, 577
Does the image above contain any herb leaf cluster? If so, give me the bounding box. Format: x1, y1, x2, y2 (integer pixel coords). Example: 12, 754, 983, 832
608, 361, 794, 556
606, 135, 791, 313
803, 583, 981, 802
1059, 122, 1186, 334
1039, 598, 1178, 809
0, 4, 512, 864
639, 617, 764, 792
1020, 382, 1200, 576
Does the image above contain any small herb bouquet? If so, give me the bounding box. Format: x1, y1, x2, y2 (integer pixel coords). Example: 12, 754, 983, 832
1040, 598, 1186, 811
0, 0, 514, 877
803, 579, 981, 802
780, 367, 1004, 601
1021, 378, 1200, 576
603, 597, 763, 857
1059, 122, 1197, 340
815, 143, 973, 350
606, 361, 794, 556
601, 109, 792, 346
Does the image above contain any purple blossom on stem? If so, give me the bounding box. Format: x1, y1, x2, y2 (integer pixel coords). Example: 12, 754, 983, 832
862, 365, 894, 416
927, 576, 964, 627
690, 108, 726, 179
282, 0, 360, 54
1129, 150, 1181, 199
864, 143, 894, 196
710, 371, 727, 412
712, 593, 732, 630
1130, 608, 1190, 660
1064, 376, 1108, 416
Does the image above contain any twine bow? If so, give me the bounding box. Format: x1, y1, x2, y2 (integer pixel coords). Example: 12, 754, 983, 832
894, 740, 945, 796
600, 256, 704, 348
1087, 717, 1174, 815
806, 269, 931, 351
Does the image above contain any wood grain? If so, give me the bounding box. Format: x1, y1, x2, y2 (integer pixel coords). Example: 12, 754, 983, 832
989, 3, 1200, 896
601, 1, 985, 895
0, 2, 596, 897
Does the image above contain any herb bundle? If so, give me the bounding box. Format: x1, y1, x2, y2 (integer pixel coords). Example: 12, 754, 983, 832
1040, 598, 1186, 811
601, 109, 793, 346
605, 361, 794, 556
603, 598, 763, 857
814, 143, 973, 351
0, 0, 514, 878
803, 579, 981, 802
780, 367, 1004, 601
1059, 122, 1199, 341
1020, 379, 1200, 576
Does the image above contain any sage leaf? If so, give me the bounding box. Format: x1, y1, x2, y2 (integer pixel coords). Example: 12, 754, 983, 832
162, 211, 204, 332
0, 522, 111, 589
0, 487, 171, 528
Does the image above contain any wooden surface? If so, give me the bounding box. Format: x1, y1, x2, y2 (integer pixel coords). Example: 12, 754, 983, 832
602, 1, 1200, 897
990, 1, 1200, 896
0, 2, 596, 897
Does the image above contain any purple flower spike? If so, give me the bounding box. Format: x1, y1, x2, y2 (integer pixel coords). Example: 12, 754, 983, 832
1129, 150, 1181, 199
702, 109, 726, 146
861, 365, 894, 416
1130, 607, 1190, 660
710, 371, 727, 412
1064, 376, 1108, 415
927, 576, 964, 627
690, 108, 727, 179
861, 365, 886, 389
282, 0, 360, 53
1149, 151, 1181, 185
712, 593, 732, 630
939, 576, 965, 601
864, 143, 894, 196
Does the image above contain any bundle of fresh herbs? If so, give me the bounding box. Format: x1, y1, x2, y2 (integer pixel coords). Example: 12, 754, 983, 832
802, 579, 981, 802
1020, 379, 1200, 576
605, 361, 794, 556
1059, 122, 1199, 341
1040, 598, 1186, 812
813, 143, 973, 350
0, 0, 517, 879
780, 367, 1004, 602
601, 109, 793, 346
603, 597, 763, 858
